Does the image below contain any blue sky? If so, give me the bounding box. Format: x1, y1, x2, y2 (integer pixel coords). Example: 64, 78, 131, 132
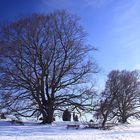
0, 0, 140, 89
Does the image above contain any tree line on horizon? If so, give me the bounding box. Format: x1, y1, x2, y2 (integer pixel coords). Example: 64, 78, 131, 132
0, 10, 140, 128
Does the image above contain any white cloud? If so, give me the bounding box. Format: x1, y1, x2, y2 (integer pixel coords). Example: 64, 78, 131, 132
113, 0, 140, 30
133, 64, 140, 70
111, 0, 140, 49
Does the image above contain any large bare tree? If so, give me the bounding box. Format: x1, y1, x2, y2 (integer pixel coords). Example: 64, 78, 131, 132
0, 10, 98, 123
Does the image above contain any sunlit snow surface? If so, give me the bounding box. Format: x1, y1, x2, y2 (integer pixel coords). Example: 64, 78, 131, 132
0, 120, 140, 140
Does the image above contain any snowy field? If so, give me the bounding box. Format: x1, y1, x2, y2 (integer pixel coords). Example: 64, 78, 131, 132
0, 120, 140, 140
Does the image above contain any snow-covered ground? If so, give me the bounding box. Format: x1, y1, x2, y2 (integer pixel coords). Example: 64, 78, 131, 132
0, 120, 140, 140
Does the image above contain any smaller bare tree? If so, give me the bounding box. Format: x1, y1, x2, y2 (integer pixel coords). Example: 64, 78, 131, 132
94, 70, 140, 127
115, 70, 140, 123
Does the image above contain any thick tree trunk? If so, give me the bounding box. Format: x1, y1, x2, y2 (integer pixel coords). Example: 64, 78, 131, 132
121, 117, 127, 123
41, 107, 54, 124
42, 113, 53, 124
42, 114, 48, 124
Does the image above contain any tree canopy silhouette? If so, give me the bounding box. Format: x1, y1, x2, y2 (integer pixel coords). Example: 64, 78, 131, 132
0, 10, 98, 124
